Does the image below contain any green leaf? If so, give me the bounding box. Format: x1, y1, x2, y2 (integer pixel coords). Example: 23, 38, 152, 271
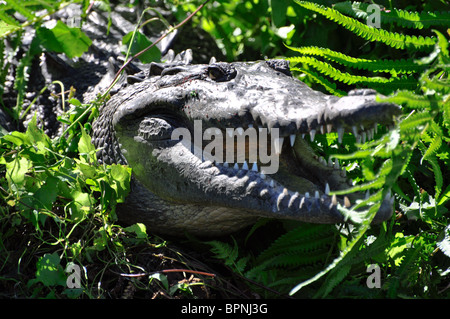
78, 126, 96, 161
271, 0, 290, 27
36, 21, 92, 58
69, 190, 92, 221
122, 30, 161, 63
0, 20, 19, 38
33, 175, 58, 211
109, 164, 132, 200
6, 157, 31, 187
150, 273, 169, 291
124, 223, 148, 239
25, 115, 51, 153
33, 253, 67, 287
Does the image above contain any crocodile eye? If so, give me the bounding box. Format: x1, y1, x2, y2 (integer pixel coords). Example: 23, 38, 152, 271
207, 63, 237, 82
208, 66, 225, 81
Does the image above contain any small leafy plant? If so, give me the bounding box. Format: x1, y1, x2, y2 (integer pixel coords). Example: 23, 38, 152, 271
0, 0, 215, 299
205, 0, 450, 298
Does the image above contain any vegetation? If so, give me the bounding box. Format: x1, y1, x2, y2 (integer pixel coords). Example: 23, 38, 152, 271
0, 0, 449, 299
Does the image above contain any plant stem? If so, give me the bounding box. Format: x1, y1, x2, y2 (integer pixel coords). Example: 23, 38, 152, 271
103, 0, 211, 96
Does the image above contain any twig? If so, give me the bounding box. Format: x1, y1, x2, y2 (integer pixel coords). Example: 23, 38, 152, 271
119, 268, 216, 278
104, 0, 211, 95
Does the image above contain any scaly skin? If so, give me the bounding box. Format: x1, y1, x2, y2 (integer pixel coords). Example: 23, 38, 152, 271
92, 53, 401, 236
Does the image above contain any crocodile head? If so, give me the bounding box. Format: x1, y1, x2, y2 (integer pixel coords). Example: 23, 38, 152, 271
92, 51, 401, 236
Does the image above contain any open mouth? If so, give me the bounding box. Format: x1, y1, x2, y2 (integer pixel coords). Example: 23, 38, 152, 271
189, 120, 396, 223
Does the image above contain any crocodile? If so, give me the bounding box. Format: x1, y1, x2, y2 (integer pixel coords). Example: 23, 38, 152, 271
92, 51, 401, 236
1, 3, 401, 237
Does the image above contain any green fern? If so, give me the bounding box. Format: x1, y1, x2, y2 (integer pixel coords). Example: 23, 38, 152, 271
287, 45, 426, 74
256, 224, 335, 262
206, 238, 250, 275
294, 1, 437, 51
288, 56, 417, 95
285, 4, 449, 293
243, 224, 336, 292
293, 68, 346, 97
334, 1, 450, 30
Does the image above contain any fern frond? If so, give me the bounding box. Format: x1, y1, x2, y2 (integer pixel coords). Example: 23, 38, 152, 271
315, 264, 351, 298
287, 45, 425, 74
206, 238, 249, 274
418, 139, 444, 198
378, 91, 441, 109
294, 0, 436, 51
256, 224, 335, 263
290, 67, 346, 96
290, 204, 380, 295
394, 246, 422, 285
265, 250, 331, 268
289, 56, 417, 93
399, 111, 433, 136
334, 1, 450, 30
289, 56, 387, 85
420, 72, 450, 94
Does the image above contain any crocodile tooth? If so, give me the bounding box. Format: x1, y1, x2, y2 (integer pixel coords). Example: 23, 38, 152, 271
270, 180, 275, 188
274, 137, 284, 155
362, 131, 367, 143
305, 192, 310, 198
340, 168, 347, 178
327, 124, 333, 133
251, 162, 258, 172
334, 159, 340, 169
360, 124, 365, 131
223, 161, 229, 168
366, 129, 371, 140
328, 157, 333, 167
331, 194, 337, 205
315, 190, 319, 199
320, 125, 325, 134
299, 197, 305, 209
283, 188, 289, 195
259, 189, 269, 198
289, 192, 300, 208
290, 134, 296, 147
310, 129, 316, 141
260, 173, 266, 179
365, 190, 370, 199
344, 196, 351, 208
242, 161, 249, 170
356, 135, 361, 144
337, 127, 344, 144
352, 126, 358, 138
373, 123, 378, 134
233, 163, 239, 170
384, 190, 395, 205
302, 133, 305, 139
277, 192, 285, 210
325, 183, 330, 195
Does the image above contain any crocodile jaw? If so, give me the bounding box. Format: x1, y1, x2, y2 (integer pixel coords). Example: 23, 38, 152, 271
101, 60, 400, 235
